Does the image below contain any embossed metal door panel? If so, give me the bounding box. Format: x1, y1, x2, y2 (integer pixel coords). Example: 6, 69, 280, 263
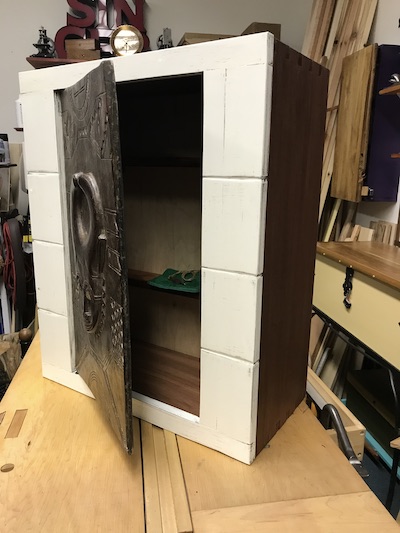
59, 62, 132, 452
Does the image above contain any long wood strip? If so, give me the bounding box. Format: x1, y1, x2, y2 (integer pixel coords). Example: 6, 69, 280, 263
323, 0, 346, 59
133, 418, 146, 533
153, 426, 179, 533
302, 0, 325, 58
338, 202, 357, 241
380, 84, 400, 96
332, 45, 377, 201
357, 0, 379, 48
164, 430, 193, 533
142, 421, 163, 533
313, 0, 336, 62
309, 0, 336, 63
319, 113, 337, 219
190, 493, 399, 533
322, 198, 342, 242
327, 1, 361, 111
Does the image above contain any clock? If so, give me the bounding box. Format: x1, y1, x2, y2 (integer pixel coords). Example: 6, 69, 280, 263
110, 25, 144, 56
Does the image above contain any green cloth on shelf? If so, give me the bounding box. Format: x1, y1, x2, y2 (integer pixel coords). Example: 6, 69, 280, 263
147, 269, 200, 293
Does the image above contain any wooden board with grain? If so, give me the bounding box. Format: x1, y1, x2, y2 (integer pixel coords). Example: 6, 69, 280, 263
302, 0, 378, 222
178, 402, 368, 513
190, 492, 399, 533
332, 44, 377, 202
142, 422, 193, 533
0, 334, 145, 533
164, 430, 193, 533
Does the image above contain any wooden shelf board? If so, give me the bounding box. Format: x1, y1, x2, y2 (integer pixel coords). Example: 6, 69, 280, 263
26, 56, 88, 69
132, 340, 200, 416
379, 83, 400, 96
128, 269, 158, 285
390, 153, 400, 159
128, 269, 200, 299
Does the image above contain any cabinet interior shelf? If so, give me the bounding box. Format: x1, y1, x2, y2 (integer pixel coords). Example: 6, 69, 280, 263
132, 340, 200, 416
128, 269, 200, 298
128, 269, 158, 285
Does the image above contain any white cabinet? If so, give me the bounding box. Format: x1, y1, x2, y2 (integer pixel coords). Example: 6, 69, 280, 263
20, 33, 328, 463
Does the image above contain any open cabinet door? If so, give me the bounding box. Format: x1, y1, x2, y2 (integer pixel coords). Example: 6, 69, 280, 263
59, 61, 133, 452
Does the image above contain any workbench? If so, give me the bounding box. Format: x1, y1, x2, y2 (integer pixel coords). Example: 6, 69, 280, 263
313, 241, 400, 370
313, 240, 400, 513
0, 334, 398, 532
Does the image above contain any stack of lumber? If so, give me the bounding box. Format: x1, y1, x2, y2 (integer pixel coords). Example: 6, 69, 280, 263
324, 202, 398, 243
369, 220, 398, 244
302, 0, 378, 229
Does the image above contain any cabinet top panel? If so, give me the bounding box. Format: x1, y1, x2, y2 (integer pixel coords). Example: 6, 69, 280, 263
20, 32, 274, 95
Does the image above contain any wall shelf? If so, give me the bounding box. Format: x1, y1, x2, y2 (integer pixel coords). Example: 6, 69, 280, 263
379, 83, 400, 96
26, 57, 86, 69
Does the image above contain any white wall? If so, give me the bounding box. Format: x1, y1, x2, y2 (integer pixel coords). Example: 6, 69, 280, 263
1, 0, 312, 143
0, 0, 66, 143
370, 0, 400, 45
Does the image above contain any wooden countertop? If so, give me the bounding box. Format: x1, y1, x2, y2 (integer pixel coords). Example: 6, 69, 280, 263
1, 334, 399, 532
316, 241, 400, 290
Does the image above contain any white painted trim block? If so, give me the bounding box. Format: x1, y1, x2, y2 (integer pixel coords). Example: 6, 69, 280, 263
201, 268, 263, 363
19, 91, 58, 173
42, 362, 94, 398
32, 241, 68, 316
132, 396, 255, 464
203, 69, 226, 177
38, 309, 72, 372
20, 33, 273, 94
224, 63, 270, 177
200, 350, 259, 444
27, 173, 63, 245
202, 178, 267, 274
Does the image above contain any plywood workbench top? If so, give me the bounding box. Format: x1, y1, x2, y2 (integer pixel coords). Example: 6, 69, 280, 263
0, 334, 398, 532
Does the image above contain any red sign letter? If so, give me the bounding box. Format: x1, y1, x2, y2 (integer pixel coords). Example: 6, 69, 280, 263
67, 0, 98, 28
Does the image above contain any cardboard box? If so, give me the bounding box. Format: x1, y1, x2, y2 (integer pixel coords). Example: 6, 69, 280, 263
66, 39, 101, 60
241, 22, 281, 40
178, 33, 235, 46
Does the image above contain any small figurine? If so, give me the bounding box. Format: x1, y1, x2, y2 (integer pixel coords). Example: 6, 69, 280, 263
31, 27, 56, 58
157, 28, 173, 49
